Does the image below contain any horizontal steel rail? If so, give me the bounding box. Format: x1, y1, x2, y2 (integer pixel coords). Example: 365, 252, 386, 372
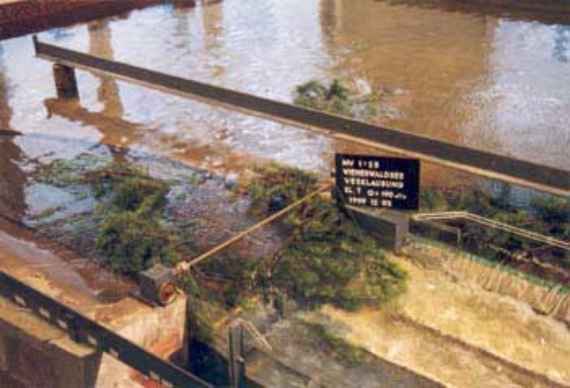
33, 36, 570, 196
0, 271, 212, 388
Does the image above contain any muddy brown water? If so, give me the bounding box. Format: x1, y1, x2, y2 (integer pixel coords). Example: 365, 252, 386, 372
0, 1, 569, 291
1, 0, 570, 214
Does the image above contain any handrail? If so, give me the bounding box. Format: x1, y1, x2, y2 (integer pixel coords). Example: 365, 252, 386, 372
412, 211, 570, 250
32, 36, 570, 197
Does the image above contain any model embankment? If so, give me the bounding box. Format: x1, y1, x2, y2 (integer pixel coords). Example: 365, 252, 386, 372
409, 240, 570, 325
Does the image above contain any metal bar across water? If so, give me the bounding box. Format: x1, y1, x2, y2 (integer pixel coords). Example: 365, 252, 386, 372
33, 36, 570, 196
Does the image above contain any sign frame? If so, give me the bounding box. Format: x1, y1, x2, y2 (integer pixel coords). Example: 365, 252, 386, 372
335, 153, 420, 210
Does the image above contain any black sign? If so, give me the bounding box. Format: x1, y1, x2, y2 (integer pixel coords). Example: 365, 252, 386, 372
335, 154, 420, 210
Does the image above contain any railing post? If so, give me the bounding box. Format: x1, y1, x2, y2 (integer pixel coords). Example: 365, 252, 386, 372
228, 324, 246, 388
53, 63, 79, 99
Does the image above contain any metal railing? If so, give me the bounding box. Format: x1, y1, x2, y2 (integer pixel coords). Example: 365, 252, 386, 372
32, 36, 570, 197
413, 211, 570, 250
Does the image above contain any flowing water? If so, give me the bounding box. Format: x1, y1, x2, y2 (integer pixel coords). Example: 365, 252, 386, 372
0, 1, 569, 382
0, 0, 569, 229
0, 0, 570, 217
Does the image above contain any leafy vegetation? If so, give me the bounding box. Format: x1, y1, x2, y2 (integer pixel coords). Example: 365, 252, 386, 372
198, 253, 260, 308
111, 177, 169, 215
96, 211, 178, 273
532, 196, 570, 238
35, 152, 408, 313
34, 153, 110, 187
302, 321, 369, 367
194, 162, 407, 310
418, 186, 570, 282
186, 297, 218, 343
293, 79, 380, 121
34, 156, 189, 276
243, 164, 408, 311
86, 162, 180, 275
419, 187, 569, 239
178, 272, 202, 299
415, 236, 570, 295
271, 198, 407, 310
246, 162, 320, 216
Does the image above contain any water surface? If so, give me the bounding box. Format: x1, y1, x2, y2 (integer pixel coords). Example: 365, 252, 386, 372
1, 0, 569, 221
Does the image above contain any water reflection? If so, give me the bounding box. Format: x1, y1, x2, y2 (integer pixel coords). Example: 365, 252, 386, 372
554, 25, 570, 63
86, 19, 135, 161
88, 20, 124, 118
202, 0, 223, 51
0, 0, 566, 300
485, 20, 570, 171
45, 27, 75, 41
41, 20, 139, 162
381, 0, 570, 26
320, 0, 343, 44
0, 43, 27, 222
0, 0, 568, 194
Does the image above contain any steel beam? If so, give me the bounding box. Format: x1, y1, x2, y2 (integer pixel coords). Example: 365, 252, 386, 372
33, 36, 570, 196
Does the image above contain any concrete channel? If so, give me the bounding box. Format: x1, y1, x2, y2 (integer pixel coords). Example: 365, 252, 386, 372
1, 0, 569, 387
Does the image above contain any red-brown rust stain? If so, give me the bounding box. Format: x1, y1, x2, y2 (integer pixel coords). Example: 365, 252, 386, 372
131, 373, 164, 388
130, 332, 183, 387
93, 295, 162, 328
151, 332, 183, 359
156, 132, 266, 176
0, 217, 136, 316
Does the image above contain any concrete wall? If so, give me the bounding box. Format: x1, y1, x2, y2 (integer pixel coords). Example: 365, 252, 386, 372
95, 295, 189, 387
0, 296, 101, 388
0, 293, 189, 388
